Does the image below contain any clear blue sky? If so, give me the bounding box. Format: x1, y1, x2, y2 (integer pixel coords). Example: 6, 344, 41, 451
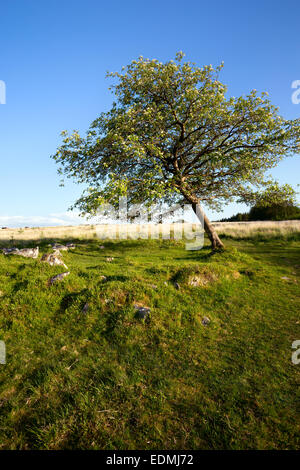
0, 0, 299, 227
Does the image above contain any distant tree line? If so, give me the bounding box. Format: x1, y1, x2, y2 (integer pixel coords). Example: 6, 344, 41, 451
219, 202, 300, 222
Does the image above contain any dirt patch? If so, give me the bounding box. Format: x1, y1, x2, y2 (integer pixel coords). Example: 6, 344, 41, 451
188, 271, 218, 287
232, 271, 241, 280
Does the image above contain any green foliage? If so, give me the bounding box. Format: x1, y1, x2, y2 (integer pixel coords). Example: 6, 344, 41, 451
240, 182, 298, 208
249, 203, 300, 221
52, 53, 300, 216
221, 184, 300, 221
0, 238, 300, 449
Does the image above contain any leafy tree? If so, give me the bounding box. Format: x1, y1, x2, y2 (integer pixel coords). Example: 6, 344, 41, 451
249, 204, 300, 221
220, 184, 299, 221
52, 53, 300, 249
246, 183, 300, 220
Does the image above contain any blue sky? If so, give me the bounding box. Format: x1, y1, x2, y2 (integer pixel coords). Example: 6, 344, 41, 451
0, 0, 299, 227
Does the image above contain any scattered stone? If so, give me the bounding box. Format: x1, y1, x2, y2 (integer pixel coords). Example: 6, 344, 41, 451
41, 253, 68, 269
134, 304, 151, 320
51, 243, 67, 251
82, 303, 89, 314
3, 248, 19, 255
100, 275, 107, 281
174, 282, 180, 290
106, 257, 114, 262
201, 316, 211, 326
282, 276, 298, 284
49, 272, 70, 285
51, 243, 75, 251
3, 247, 39, 258
66, 243, 75, 249
20, 247, 39, 258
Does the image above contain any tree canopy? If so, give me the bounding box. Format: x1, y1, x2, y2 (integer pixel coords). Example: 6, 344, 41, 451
52, 52, 300, 248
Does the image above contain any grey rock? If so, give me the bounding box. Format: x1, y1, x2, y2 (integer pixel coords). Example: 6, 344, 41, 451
106, 257, 114, 262
41, 253, 68, 269
49, 272, 70, 285
19, 248, 39, 258
134, 304, 151, 320
51, 243, 75, 251
3, 248, 20, 255
201, 316, 211, 326
66, 243, 75, 249
3, 247, 39, 258
82, 303, 89, 314
52, 243, 68, 251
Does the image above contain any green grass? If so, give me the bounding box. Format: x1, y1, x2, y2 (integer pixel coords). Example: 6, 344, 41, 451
0, 237, 299, 450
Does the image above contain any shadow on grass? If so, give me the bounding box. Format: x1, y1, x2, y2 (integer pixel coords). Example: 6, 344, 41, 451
12, 280, 29, 293
60, 289, 90, 311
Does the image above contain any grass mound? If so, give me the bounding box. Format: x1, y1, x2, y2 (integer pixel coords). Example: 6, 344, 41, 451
173, 247, 257, 287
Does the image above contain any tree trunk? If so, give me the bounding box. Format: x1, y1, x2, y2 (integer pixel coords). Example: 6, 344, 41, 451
191, 201, 224, 250
179, 186, 224, 250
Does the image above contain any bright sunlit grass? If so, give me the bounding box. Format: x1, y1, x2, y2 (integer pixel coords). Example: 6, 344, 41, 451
0, 236, 299, 449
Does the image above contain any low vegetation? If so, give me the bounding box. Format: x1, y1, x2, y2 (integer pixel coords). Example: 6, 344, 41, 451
0, 234, 299, 449
214, 220, 300, 240
1, 220, 300, 243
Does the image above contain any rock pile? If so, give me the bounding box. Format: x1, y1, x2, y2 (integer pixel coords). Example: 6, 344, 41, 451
2, 247, 39, 258
41, 253, 68, 269
1, 242, 75, 285
1, 241, 108, 293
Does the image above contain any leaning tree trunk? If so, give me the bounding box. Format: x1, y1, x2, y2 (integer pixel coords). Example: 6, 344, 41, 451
191, 201, 224, 250
179, 187, 224, 250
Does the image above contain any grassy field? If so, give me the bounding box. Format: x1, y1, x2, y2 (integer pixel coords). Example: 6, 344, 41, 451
0, 233, 299, 449
1, 219, 300, 242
